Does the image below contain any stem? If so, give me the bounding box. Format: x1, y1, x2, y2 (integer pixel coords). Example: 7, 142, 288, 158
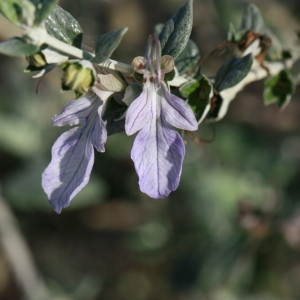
44, 32, 134, 75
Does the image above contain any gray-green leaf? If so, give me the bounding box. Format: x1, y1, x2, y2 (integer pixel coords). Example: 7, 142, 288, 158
92, 27, 128, 64
263, 69, 294, 109
45, 5, 83, 48
215, 54, 253, 91
0, 37, 38, 56
175, 39, 200, 76
0, 0, 23, 25
240, 3, 265, 34
33, 0, 58, 25
159, 0, 193, 59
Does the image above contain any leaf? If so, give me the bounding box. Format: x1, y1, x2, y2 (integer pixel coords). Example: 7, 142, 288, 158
0, 37, 38, 56
34, 0, 58, 25
175, 39, 200, 76
159, 0, 193, 59
0, 0, 23, 25
45, 5, 83, 48
240, 3, 265, 34
180, 76, 212, 123
92, 27, 128, 64
103, 98, 127, 135
263, 69, 294, 109
215, 54, 253, 91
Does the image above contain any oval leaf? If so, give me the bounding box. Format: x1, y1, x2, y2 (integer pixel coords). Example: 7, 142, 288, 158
0, 37, 38, 56
45, 5, 83, 48
240, 3, 265, 34
92, 27, 128, 64
0, 0, 23, 25
159, 0, 193, 59
215, 53, 253, 92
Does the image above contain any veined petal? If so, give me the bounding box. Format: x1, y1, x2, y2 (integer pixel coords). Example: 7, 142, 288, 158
125, 80, 154, 135
160, 82, 198, 131
53, 95, 101, 127
131, 116, 185, 198
42, 126, 94, 213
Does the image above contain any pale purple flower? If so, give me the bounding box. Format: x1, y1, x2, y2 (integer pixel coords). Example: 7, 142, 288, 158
125, 36, 198, 198
42, 94, 107, 213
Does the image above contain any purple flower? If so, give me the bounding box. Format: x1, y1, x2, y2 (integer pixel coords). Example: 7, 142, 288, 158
42, 94, 107, 213
125, 36, 198, 198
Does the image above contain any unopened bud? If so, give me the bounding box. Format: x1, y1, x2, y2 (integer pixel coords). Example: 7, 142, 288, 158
61, 60, 96, 97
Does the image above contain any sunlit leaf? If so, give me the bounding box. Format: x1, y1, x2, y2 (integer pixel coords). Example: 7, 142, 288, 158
0, 0, 23, 25
45, 5, 83, 48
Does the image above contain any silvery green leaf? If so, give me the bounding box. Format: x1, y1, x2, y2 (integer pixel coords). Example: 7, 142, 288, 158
215, 54, 253, 92
0, 37, 38, 56
159, 0, 193, 59
263, 70, 294, 109
240, 3, 265, 34
45, 5, 83, 48
92, 27, 128, 64
175, 39, 200, 76
33, 0, 58, 25
0, 0, 23, 25
180, 76, 212, 123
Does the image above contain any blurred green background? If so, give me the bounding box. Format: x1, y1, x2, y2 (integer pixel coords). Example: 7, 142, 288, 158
0, 0, 300, 299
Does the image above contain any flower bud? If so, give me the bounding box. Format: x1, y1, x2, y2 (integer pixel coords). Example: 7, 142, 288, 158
61, 60, 96, 97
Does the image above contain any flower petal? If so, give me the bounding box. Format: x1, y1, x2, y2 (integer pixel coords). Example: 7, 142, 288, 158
53, 95, 100, 127
125, 81, 154, 135
42, 126, 94, 213
131, 116, 185, 198
160, 83, 198, 131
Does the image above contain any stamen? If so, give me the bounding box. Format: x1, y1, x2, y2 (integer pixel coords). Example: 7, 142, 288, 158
149, 36, 156, 82
143, 36, 152, 77
154, 35, 162, 86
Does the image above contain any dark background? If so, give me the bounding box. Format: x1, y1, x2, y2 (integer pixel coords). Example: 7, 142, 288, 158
0, 0, 300, 299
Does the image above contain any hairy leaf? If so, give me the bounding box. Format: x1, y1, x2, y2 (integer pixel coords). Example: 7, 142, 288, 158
159, 0, 193, 59
45, 5, 83, 48
240, 3, 265, 34
93, 27, 128, 64
215, 54, 253, 91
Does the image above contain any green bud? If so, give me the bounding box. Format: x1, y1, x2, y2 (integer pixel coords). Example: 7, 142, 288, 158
27, 51, 47, 69
61, 60, 96, 97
